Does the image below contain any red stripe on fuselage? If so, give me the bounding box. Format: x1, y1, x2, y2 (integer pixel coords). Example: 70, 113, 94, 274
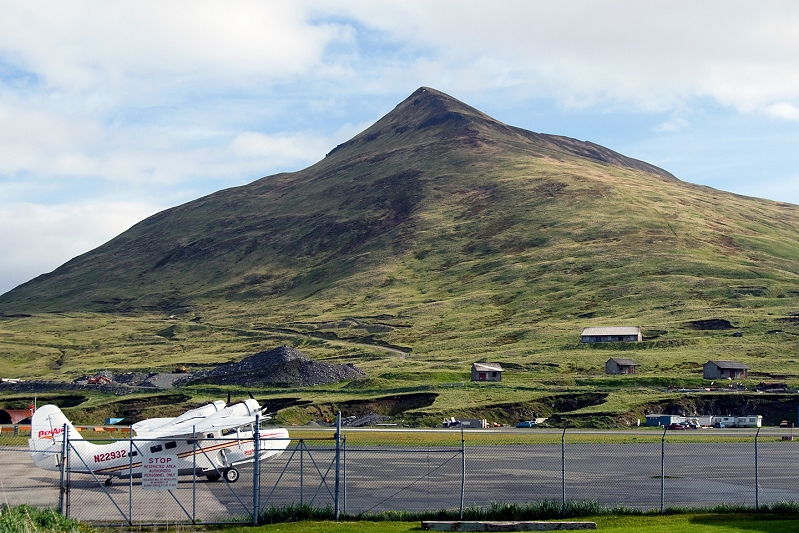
92, 437, 283, 475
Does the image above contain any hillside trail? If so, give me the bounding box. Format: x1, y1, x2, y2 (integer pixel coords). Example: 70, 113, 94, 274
204, 322, 410, 359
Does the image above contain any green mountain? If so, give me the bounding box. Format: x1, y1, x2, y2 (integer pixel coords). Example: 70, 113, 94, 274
2, 87, 681, 312
2, 87, 799, 400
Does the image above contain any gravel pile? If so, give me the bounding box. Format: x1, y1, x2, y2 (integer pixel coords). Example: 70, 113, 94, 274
188, 345, 366, 387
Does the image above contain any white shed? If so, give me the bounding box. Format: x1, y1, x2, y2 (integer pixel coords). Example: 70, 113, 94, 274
581, 327, 642, 343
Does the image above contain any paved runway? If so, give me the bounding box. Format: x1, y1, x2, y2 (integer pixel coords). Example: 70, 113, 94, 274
4, 435, 799, 522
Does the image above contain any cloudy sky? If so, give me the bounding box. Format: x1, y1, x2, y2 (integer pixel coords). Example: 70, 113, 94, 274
2, 1, 799, 295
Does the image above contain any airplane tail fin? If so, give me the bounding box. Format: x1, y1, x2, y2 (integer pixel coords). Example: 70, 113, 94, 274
29, 404, 83, 470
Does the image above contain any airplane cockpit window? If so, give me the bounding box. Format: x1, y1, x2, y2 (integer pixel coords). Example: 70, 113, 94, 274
206, 433, 214, 439
150, 444, 163, 453
221, 428, 238, 436
131, 451, 138, 457
165, 441, 177, 449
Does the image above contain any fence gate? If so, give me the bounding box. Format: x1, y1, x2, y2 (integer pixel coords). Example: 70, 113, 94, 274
258, 438, 339, 514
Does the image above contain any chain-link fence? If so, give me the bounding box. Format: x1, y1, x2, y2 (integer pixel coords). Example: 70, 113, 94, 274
1, 445, 61, 509
4, 422, 799, 526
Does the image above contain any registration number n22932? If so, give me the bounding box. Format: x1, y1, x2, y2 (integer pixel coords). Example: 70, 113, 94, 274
94, 450, 127, 463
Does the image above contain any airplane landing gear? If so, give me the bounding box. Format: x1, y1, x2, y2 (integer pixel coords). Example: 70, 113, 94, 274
223, 467, 239, 483
205, 472, 221, 481
104, 478, 113, 487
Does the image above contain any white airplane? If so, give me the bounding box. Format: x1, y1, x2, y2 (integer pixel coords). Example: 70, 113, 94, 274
29, 399, 289, 485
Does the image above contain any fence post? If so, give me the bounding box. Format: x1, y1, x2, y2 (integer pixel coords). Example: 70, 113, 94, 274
561, 428, 566, 511
335, 411, 341, 521
343, 435, 347, 515
130, 425, 134, 524
755, 427, 760, 510
64, 423, 71, 518
660, 427, 666, 513
460, 427, 465, 520
253, 414, 261, 526
59, 423, 67, 516
300, 440, 304, 506
192, 425, 196, 524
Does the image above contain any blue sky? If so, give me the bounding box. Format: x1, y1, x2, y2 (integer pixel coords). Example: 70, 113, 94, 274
2, 1, 799, 295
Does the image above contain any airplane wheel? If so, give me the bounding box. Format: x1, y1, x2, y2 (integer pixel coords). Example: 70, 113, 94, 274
104, 478, 113, 487
223, 467, 239, 483
205, 473, 221, 482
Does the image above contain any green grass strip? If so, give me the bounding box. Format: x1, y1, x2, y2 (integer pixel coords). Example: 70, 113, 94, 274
0, 504, 94, 533
218, 512, 799, 532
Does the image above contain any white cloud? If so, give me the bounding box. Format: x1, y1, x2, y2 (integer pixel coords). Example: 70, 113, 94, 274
0, 2, 351, 100
0, 200, 162, 295
322, 2, 799, 115
230, 131, 329, 163
655, 118, 690, 133
764, 102, 799, 122
0, 102, 105, 176
0, 104, 332, 197
5, 2, 799, 117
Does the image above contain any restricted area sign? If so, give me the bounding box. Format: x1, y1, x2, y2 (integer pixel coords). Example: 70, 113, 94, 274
142, 454, 178, 491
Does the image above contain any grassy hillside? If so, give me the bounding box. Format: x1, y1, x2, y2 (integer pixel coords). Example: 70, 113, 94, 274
1, 87, 799, 426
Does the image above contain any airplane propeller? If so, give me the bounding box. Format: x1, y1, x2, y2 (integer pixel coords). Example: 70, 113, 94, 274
223, 390, 271, 418
245, 391, 274, 418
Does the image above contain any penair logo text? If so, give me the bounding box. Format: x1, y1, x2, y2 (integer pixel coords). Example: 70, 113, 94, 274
94, 450, 127, 463
38, 428, 63, 440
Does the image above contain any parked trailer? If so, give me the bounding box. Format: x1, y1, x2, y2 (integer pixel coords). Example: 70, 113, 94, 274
711, 416, 736, 428
710, 415, 762, 428
735, 415, 763, 428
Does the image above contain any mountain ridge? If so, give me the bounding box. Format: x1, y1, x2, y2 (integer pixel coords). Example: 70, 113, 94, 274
324, 87, 676, 180
2, 86, 798, 346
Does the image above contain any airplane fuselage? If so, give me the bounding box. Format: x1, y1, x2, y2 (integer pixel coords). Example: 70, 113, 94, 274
87, 429, 289, 479
29, 402, 290, 483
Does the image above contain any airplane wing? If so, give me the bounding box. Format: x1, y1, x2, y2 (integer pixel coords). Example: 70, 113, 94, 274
133, 399, 264, 438
131, 400, 228, 437
131, 417, 176, 434
140, 415, 257, 438
183, 415, 258, 435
